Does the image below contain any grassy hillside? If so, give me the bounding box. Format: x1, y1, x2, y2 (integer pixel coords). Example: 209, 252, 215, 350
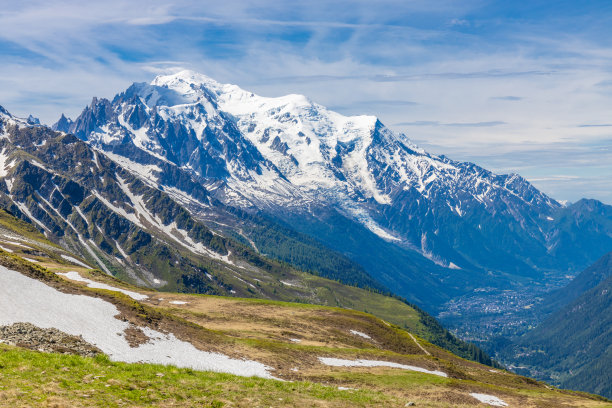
0, 253, 610, 407
2, 343, 610, 408
0, 344, 402, 408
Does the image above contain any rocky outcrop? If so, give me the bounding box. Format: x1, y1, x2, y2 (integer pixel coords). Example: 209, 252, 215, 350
0, 322, 101, 357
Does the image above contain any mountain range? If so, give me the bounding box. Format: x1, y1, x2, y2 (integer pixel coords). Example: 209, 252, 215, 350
2, 70, 612, 398
51, 71, 612, 312
0, 98, 494, 366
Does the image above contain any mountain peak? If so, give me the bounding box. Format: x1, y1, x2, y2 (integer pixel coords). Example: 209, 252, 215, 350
150, 70, 319, 110
152, 69, 225, 91
27, 115, 40, 125
0, 106, 41, 129
0, 105, 11, 117
51, 113, 74, 133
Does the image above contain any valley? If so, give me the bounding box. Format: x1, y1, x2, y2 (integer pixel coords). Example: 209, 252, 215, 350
440, 272, 575, 343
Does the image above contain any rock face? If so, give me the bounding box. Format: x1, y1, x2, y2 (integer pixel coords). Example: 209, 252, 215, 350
0, 322, 101, 357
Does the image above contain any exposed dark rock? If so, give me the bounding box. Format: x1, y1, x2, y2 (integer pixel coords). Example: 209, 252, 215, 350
0, 322, 102, 357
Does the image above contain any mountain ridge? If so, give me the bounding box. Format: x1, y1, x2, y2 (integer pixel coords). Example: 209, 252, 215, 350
52, 71, 612, 315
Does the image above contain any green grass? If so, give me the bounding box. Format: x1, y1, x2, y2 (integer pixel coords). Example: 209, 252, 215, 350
0, 345, 402, 408
324, 371, 452, 388
0, 209, 60, 247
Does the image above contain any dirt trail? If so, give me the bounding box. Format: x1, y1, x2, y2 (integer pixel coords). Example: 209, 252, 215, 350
408, 332, 430, 355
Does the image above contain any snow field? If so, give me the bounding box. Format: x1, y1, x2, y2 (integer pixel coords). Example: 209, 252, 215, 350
0, 266, 275, 379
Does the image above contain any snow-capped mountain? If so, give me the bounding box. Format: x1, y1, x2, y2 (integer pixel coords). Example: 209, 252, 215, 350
61, 72, 557, 219
54, 70, 612, 309
0, 106, 41, 134
0, 104, 383, 302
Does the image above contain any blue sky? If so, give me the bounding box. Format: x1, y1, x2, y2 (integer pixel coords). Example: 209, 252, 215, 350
1, 1, 612, 203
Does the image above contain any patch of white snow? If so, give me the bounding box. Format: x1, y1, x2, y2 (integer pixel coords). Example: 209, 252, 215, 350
58, 271, 148, 301
469, 393, 508, 407
60, 254, 91, 269
350, 330, 372, 340
318, 357, 447, 377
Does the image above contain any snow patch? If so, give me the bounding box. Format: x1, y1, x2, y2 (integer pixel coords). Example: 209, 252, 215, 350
318, 357, 447, 377
60, 254, 91, 269
470, 393, 508, 407
58, 271, 148, 301
94, 191, 143, 229
84, 239, 112, 275
29, 159, 49, 171
2, 239, 32, 249
364, 221, 401, 241
0, 148, 13, 177
114, 239, 130, 260
350, 330, 372, 340
102, 151, 162, 187
169, 300, 188, 305
15, 202, 49, 232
